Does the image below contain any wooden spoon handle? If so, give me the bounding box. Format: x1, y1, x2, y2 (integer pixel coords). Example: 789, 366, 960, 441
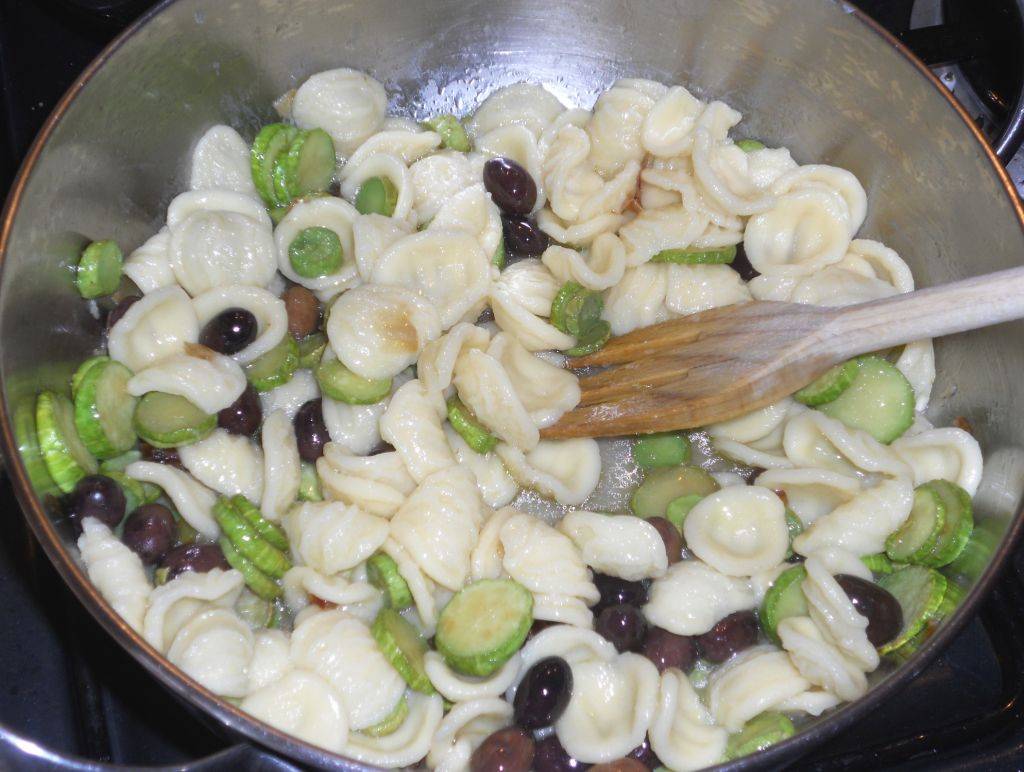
828, 265, 1024, 356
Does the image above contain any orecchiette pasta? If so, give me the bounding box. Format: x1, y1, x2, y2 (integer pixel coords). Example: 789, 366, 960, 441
260, 410, 301, 522
558, 510, 668, 580
292, 68, 387, 157
445, 425, 520, 509
428, 698, 514, 772
178, 428, 263, 502
778, 616, 868, 702
496, 438, 601, 506
343, 128, 441, 172
891, 427, 983, 496
542, 233, 626, 291
340, 691, 444, 769
643, 561, 756, 636
424, 651, 522, 703
77, 518, 151, 632
283, 501, 389, 575
801, 555, 878, 671
755, 467, 863, 526
683, 486, 789, 576
282, 566, 382, 623
783, 411, 912, 479
466, 83, 565, 139
189, 125, 259, 199
380, 379, 457, 483
648, 669, 728, 772
123, 228, 174, 294
409, 151, 479, 224
352, 213, 413, 281
108, 286, 199, 372
142, 568, 243, 652
418, 323, 491, 414
428, 182, 503, 258
706, 646, 812, 731
126, 347, 246, 414
241, 669, 349, 752
247, 629, 292, 692
340, 153, 416, 223
167, 607, 254, 698
192, 285, 287, 365
316, 442, 415, 518
126, 461, 220, 538
274, 197, 360, 298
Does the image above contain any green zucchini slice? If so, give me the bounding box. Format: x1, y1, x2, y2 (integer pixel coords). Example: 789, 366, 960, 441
446, 397, 498, 454
794, 359, 859, 406
288, 226, 343, 279
735, 139, 766, 152
35, 391, 98, 493
564, 319, 611, 357
76, 241, 123, 299
632, 432, 691, 469
435, 579, 533, 677
132, 391, 216, 448
817, 355, 915, 444
917, 479, 974, 568
298, 461, 323, 502
725, 711, 795, 760
367, 552, 413, 610
315, 358, 391, 404
885, 484, 946, 563
251, 123, 298, 206
73, 358, 138, 459
219, 536, 283, 600
371, 608, 435, 694
277, 128, 336, 199
665, 494, 704, 532
245, 335, 299, 392
759, 564, 808, 644
213, 498, 291, 578
360, 695, 410, 737
297, 332, 328, 369
422, 115, 470, 151
355, 176, 399, 217
550, 281, 603, 337
230, 494, 289, 551
649, 245, 737, 265
630, 466, 720, 519
877, 565, 947, 655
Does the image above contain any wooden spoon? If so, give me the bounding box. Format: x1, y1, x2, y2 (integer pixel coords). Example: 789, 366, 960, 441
541, 265, 1024, 439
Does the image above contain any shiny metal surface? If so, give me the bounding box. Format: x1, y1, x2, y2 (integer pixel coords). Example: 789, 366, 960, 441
1, 0, 1023, 769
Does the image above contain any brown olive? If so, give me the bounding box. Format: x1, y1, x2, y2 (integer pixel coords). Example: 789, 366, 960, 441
695, 610, 760, 663
646, 516, 683, 565
283, 285, 321, 338
469, 727, 535, 772
836, 574, 904, 647
160, 543, 230, 580
139, 441, 183, 468
217, 384, 263, 436
122, 503, 176, 564
642, 627, 697, 673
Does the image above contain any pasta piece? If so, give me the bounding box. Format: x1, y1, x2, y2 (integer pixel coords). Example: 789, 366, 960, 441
555, 653, 661, 763
339, 152, 416, 222
500, 512, 599, 628
841, 239, 915, 293
497, 438, 601, 506
342, 128, 441, 174
108, 286, 199, 372
664, 263, 751, 316
586, 82, 659, 178
643, 561, 755, 636
165, 191, 277, 295
178, 428, 264, 503
783, 411, 913, 479
192, 285, 288, 365
537, 208, 628, 249
428, 182, 503, 258
467, 83, 565, 139
259, 369, 320, 421
793, 477, 914, 557
773, 165, 868, 236
123, 228, 175, 294
77, 517, 151, 632
352, 213, 413, 281
648, 669, 728, 772
327, 284, 442, 380
489, 282, 576, 352
706, 646, 814, 731
382, 538, 440, 635
428, 697, 513, 772
274, 197, 360, 298
167, 607, 254, 698
683, 486, 789, 576
425, 651, 522, 703
291, 68, 387, 157
317, 442, 416, 518
641, 155, 743, 232
476, 125, 546, 211
558, 511, 668, 580
470, 507, 516, 582
453, 349, 539, 451
339, 691, 443, 769
409, 150, 478, 224
380, 380, 457, 483
282, 566, 382, 623
322, 397, 386, 456
778, 616, 868, 702
641, 85, 705, 158
788, 266, 898, 307
446, 427, 520, 510
755, 468, 863, 526
283, 501, 389, 575
418, 323, 491, 414
891, 427, 983, 496
602, 263, 674, 336
126, 347, 246, 414
290, 609, 406, 730
241, 669, 349, 752
896, 339, 936, 412
617, 206, 708, 267
260, 410, 301, 522
189, 125, 258, 198
542, 233, 626, 291
389, 467, 484, 591
510, 626, 617, 701
372, 230, 491, 330
142, 568, 244, 652
488, 260, 563, 320
247, 629, 292, 692
487, 333, 581, 428
126, 461, 219, 538
802, 555, 878, 671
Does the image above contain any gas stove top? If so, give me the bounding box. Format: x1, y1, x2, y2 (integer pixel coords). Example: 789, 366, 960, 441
2, 0, 1024, 769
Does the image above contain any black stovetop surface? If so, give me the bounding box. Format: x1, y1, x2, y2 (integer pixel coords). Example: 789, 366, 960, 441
2, 0, 1024, 769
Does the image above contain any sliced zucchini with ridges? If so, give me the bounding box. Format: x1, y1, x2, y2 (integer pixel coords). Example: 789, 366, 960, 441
650, 244, 737, 265
817, 355, 915, 443
297, 333, 328, 369
219, 536, 282, 600
632, 432, 691, 469
759, 564, 808, 644
367, 552, 413, 609
447, 397, 498, 454
551, 281, 603, 337
230, 494, 289, 550
861, 553, 897, 575
371, 608, 435, 693
725, 711, 795, 760
630, 466, 720, 519
133, 391, 216, 448
71, 356, 110, 400
251, 123, 298, 206
73, 358, 138, 458
355, 176, 399, 217
794, 359, 859, 406
235, 587, 274, 627
36, 391, 98, 493
277, 128, 336, 199
298, 461, 323, 502
76, 241, 123, 299
564, 320, 611, 357
213, 498, 291, 578
917, 479, 974, 568
315, 358, 391, 404
245, 335, 299, 392
422, 115, 470, 151
877, 565, 946, 655
435, 579, 533, 677
288, 226, 343, 279
885, 484, 946, 563
360, 695, 410, 737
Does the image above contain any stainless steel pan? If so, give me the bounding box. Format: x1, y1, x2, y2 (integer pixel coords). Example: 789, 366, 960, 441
2, 0, 1024, 769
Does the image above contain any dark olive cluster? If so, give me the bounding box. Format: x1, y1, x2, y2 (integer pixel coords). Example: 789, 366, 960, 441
482, 157, 550, 260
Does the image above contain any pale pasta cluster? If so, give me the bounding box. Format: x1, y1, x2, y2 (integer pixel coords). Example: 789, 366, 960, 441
64, 67, 984, 770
